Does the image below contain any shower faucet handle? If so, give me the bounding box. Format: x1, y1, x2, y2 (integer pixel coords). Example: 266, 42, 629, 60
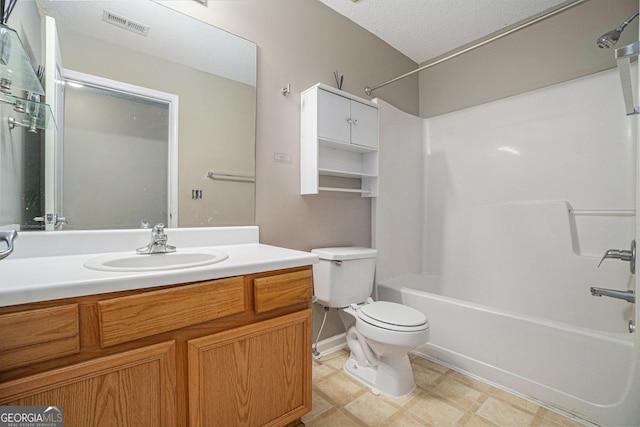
597, 240, 636, 274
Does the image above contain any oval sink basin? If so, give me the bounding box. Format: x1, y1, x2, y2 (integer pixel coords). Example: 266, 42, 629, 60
84, 249, 228, 272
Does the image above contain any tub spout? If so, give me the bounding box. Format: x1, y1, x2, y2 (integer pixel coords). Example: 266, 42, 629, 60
590, 287, 635, 303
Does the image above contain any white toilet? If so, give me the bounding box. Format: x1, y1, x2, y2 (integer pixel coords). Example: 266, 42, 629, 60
311, 247, 429, 397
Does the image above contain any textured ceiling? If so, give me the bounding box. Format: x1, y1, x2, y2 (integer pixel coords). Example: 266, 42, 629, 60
319, 0, 569, 64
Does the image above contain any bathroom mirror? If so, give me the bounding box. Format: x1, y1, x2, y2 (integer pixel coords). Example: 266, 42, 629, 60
0, 0, 256, 231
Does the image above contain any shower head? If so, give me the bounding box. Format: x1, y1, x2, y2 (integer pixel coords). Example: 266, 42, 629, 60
597, 11, 639, 48
597, 28, 623, 49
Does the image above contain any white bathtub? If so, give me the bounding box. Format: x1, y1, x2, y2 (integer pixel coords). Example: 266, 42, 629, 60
377, 274, 639, 426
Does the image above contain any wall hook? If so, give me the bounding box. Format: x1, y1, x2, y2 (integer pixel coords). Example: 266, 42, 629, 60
281, 83, 291, 96
333, 72, 344, 90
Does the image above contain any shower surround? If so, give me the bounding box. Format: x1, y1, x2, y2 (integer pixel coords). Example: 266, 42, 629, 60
373, 67, 640, 426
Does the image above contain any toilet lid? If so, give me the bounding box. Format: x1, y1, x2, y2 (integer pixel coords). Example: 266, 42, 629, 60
357, 301, 427, 330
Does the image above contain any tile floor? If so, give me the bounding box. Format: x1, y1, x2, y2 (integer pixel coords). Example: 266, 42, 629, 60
302, 349, 585, 427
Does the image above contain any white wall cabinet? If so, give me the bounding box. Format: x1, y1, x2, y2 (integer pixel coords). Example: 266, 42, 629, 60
301, 83, 378, 196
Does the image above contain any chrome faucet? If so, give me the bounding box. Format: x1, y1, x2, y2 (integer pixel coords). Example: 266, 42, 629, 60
590, 287, 635, 303
137, 224, 176, 254
597, 240, 636, 274
0, 230, 17, 260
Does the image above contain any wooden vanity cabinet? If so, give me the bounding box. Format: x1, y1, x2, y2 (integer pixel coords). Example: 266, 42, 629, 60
0, 341, 177, 427
0, 266, 313, 427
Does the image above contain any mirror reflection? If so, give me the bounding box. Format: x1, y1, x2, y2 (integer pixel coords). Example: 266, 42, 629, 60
63, 72, 171, 229
1, 0, 256, 231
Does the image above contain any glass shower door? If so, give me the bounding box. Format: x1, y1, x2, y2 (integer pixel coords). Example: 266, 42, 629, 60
61, 78, 170, 230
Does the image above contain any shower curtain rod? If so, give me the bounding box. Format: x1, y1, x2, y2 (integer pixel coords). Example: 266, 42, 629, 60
364, 0, 588, 96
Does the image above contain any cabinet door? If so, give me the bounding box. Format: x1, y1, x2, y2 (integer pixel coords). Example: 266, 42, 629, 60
350, 100, 379, 149
188, 310, 312, 427
318, 89, 351, 143
0, 341, 177, 427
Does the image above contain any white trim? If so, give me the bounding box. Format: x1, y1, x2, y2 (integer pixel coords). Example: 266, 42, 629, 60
313, 333, 347, 359
62, 69, 179, 227
0, 224, 20, 231
44, 16, 61, 230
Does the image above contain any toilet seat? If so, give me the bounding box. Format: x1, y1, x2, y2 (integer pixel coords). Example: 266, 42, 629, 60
357, 301, 428, 332
352, 300, 430, 350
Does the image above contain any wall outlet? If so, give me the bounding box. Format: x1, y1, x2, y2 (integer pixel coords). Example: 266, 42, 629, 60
274, 152, 291, 163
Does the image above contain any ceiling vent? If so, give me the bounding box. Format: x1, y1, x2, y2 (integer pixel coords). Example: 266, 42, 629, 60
102, 10, 150, 36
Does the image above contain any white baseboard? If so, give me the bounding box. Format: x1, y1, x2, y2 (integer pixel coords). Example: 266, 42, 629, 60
313, 333, 347, 359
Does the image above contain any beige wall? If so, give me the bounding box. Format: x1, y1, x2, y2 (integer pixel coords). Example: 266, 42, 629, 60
419, 0, 639, 117
58, 29, 256, 228
161, 0, 419, 253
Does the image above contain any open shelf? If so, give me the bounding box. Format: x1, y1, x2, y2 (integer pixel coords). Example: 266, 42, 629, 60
3, 94, 57, 131
318, 168, 377, 179
318, 137, 378, 154
318, 187, 371, 194
0, 25, 45, 95
0, 24, 56, 133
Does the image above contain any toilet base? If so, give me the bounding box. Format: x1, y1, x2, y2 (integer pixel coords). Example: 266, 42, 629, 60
343, 353, 416, 398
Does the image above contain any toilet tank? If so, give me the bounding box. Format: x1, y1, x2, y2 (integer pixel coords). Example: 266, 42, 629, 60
311, 247, 377, 308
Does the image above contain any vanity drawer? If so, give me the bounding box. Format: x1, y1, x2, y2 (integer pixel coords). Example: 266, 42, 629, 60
98, 277, 245, 347
0, 304, 80, 371
253, 269, 313, 314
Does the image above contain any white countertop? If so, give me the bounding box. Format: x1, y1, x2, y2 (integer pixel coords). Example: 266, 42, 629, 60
0, 227, 318, 307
